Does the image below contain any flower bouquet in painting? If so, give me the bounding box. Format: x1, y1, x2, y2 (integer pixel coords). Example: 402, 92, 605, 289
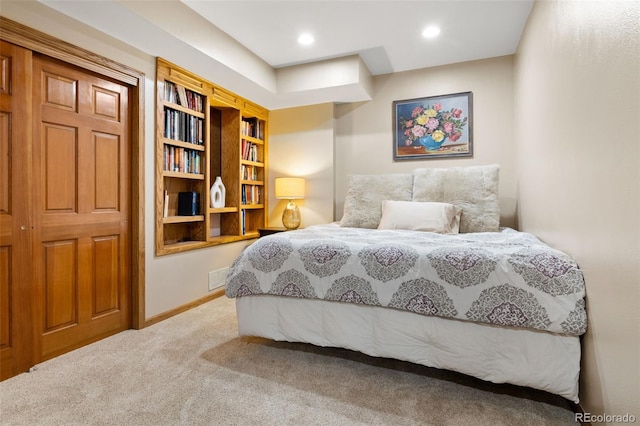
393, 92, 473, 160
400, 104, 467, 150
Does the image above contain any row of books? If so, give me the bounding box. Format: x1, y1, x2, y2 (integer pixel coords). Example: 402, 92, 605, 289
164, 107, 204, 145
241, 117, 264, 140
241, 165, 260, 181
241, 184, 261, 205
241, 139, 259, 162
163, 145, 202, 174
164, 81, 204, 112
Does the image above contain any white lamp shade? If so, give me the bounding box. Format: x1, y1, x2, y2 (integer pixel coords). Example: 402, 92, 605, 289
275, 177, 305, 199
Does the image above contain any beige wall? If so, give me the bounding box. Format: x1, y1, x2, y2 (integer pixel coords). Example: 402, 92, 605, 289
334, 56, 518, 228
515, 0, 640, 419
268, 104, 336, 227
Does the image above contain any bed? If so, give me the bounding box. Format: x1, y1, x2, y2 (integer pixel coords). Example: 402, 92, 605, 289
225, 165, 587, 403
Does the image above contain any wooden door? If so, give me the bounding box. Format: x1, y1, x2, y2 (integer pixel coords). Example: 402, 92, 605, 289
0, 41, 35, 380
31, 54, 131, 361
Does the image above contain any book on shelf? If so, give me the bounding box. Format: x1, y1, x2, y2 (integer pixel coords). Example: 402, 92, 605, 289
241, 117, 264, 140
177, 191, 200, 216
241, 165, 259, 181
164, 81, 204, 112
163, 190, 169, 218
241, 139, 259, 162
164, 107, 204, 145
163, 145, 202, 174
176, 85, 188, 108
241, 184, 261, 205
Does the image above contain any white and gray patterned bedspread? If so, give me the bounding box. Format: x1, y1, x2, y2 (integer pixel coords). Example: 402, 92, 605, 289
225, 224, 587, 336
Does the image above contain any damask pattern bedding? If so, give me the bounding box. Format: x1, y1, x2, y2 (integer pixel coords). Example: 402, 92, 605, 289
226, 224, 586, 337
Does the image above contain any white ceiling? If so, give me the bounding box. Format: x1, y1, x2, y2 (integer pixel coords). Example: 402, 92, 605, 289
183, 0, 533, 75
25, 0, 533, 109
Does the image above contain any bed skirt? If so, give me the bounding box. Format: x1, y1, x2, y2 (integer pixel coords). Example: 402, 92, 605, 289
235, 295, 581, 403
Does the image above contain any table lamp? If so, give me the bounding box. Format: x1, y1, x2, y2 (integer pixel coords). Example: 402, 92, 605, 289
275, 177, 305, 230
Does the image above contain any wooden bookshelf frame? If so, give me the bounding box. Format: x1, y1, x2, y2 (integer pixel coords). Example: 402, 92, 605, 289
155, 58, 268, 255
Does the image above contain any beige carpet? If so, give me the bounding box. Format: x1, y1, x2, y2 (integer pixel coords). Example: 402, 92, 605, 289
0, 296, 576, 425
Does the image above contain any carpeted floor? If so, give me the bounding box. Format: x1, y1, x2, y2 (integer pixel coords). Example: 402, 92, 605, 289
0, 296, 577, 425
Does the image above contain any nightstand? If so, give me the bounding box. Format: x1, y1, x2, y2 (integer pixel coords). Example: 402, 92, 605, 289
258, 227, 289, 238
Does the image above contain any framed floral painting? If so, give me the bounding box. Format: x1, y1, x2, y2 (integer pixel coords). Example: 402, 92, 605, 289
393, 91, 473, 160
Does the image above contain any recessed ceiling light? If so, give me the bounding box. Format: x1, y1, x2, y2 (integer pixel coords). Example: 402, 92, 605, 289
298, 33, 315, 45
422, 26, 441, 39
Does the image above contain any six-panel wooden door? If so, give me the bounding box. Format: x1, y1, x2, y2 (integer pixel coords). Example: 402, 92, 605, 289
0, 41, 132, 378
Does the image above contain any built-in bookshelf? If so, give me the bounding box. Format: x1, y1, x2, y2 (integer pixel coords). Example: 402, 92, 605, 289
155, 58, 268, 255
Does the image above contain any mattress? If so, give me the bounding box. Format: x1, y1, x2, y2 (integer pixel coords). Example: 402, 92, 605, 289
235, 295, 581, 402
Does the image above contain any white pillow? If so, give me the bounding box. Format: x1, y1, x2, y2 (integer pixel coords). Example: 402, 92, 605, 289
340, 174, 413, 229
412, 165, 500, 233
377, 201, 462, 234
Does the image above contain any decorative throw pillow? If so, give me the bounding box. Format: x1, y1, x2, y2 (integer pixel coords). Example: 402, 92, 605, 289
412, 165, 500, 233
378, 201, 462, 234
339, 174, 413, 228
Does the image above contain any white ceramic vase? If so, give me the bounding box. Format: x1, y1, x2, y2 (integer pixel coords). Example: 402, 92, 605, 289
210, 176, 226, 208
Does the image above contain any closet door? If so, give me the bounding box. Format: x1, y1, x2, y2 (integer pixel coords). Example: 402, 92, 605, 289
31, 54, 132, 361
0, 41, 35, 380
1, 30, 136, 380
